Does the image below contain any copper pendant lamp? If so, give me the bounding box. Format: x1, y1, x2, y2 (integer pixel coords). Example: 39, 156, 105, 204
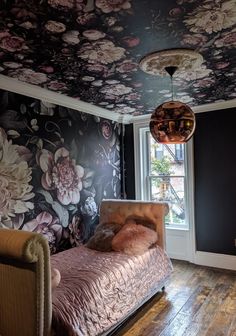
139, 49, 202, 144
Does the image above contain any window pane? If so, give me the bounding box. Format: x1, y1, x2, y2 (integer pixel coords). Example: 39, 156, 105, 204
150, 138, 185, 177
149, 134, 186, 228
175, 144, 184, 161
150, 176, 185, 226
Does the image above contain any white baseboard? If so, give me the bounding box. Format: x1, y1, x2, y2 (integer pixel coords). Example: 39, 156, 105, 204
194, 251, 236, 271
168, 252, 190, 261
165, 229, 236, 271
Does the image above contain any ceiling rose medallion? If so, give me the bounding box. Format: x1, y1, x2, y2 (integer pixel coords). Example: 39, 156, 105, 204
139, 49, 203, 144
139, 48, 204, 76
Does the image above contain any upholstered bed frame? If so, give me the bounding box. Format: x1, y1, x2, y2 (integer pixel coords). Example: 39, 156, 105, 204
100, 199, 168, 250
0, 199, 170, 336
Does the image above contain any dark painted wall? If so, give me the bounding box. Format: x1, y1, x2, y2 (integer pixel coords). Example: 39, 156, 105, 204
124, 108, 236, 256
194, 108, 236, 255
124, 124, 135, 199
0, 90, 121, 253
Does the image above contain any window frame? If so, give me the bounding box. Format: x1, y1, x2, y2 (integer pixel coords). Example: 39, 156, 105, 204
134, 121, 194, 232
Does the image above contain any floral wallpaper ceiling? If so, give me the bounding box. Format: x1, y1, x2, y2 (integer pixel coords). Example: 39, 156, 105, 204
0, 0, 235, 117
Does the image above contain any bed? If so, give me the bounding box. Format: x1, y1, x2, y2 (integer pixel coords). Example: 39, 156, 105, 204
0, 200, 173, 336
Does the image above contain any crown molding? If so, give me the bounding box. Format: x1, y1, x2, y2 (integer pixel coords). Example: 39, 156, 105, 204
0, 74, 123, 123
131, 99, 236, 125
192, 99, 236, 113
0, 75, 235, 125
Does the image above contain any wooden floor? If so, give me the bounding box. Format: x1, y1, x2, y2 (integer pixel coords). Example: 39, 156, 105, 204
113, 260, 236, 336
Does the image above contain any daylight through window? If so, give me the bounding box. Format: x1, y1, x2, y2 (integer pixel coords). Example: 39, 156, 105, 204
148, 133, 187, 228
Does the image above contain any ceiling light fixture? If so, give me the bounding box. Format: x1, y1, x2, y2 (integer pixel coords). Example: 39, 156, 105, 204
139, 49, 202, 144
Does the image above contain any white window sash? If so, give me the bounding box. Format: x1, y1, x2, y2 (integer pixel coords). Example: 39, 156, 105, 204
133, 121, 194, 232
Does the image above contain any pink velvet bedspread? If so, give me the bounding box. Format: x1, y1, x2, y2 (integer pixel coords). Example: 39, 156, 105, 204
50, 245, 172, 336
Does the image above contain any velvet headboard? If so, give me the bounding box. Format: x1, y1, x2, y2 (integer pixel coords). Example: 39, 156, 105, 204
99, 200, 169, 249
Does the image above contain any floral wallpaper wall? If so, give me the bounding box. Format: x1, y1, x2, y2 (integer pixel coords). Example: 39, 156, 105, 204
0, 0, 235, 117
0, 89, 121, 253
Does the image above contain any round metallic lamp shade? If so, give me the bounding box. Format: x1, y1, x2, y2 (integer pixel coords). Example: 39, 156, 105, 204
149, 101, 196, 144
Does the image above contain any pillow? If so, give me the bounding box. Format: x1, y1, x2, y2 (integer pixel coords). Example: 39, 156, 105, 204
86, 222, 122, 252
125, 216, 156, 232
111, 223, 158, 255
95, 222, 122, 235
51, 268, 61, 290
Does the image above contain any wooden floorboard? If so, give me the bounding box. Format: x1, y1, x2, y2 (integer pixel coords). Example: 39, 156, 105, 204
113, 260, 236, 336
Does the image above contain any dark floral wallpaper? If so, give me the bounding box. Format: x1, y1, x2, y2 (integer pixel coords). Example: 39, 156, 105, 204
0, 0, 235, 117
0, 89, 121, 253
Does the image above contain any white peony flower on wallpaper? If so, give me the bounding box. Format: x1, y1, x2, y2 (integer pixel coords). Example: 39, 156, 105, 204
37, 147, 84, 206
9, 68, 48, 85
77, 40, 126, 65
184, 0, 236, 34
0, 127, 34, 228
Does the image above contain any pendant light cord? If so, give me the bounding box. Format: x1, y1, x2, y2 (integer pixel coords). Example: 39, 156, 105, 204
171, 74, 174, 101
165, 66, 178, 102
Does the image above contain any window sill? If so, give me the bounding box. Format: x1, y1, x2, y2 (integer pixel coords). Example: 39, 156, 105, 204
165, 225, 189, 231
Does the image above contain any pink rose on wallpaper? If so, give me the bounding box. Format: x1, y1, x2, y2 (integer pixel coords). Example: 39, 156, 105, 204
181, 33, 207, 47
215, 62, 230, 70
39, 65, 54, 73
121, 36, 140, 47
100, 120, 112, 139
0, 32, 26, 52
116, 60, 138, 73
125, 92, 141, 101
0, 32, 10, 39
61, 48, 73, 56
169, 7, 182, 17
193, 78, 215, 88
23, 211, 62, 251
214, 31, 236, 48
95, 0, 131, 13
37, 148, 84, 205
47, 80, 68, 91
85, 64, 109, 76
